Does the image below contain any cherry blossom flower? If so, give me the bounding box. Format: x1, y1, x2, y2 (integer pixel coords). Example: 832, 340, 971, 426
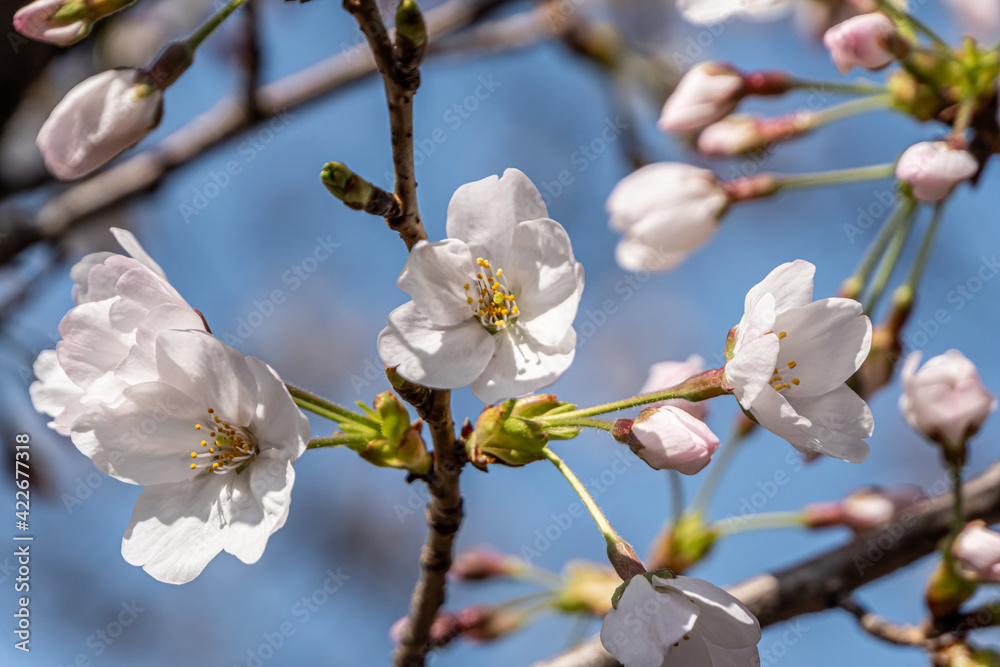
899, 350, 997, 450
36, 69, 163, 180
724, 260, 873, 462
70, 329, 310, 583
896, 142, 979, 202
944, 0, 1000, 45
601, 571, 761, 666
823, 13, 899, 73
30, 228, 203, 435
606, 163, 728, 272
676, 0, 793, 25
378, 169, 584, 405
626, 406, 721, 474
640, 355, 709, 419
659, 63, 745, 132
953, 521, 1000, 582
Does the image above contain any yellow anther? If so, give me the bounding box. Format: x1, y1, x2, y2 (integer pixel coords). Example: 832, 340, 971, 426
773, 376, 782, 383
496, 268, 503, 277
200, 440, 207, 447
463, 282, 470, 290
212, 462, 220, 469
778, 331, 787, 339
487, 276, 494, 283
208, 408, 215, 414
190, 452, 197, 458
477, 273, 483, 280
477, 258, 485, 266
467, 296, 473, 305
787, 360, 797, 369
209, 448, 215, 453
190, 463, 197, 469
792, 378, 800, 386
195, 424, 202, 430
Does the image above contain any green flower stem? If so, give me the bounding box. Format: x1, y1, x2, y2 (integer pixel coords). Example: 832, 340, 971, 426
899, 202, 945, 298
286, 384, 380, 429
552, 418, 614, 432
185, 0, 248, 51
772, 163, 896, 192
952, 95, 979, 135
786, 78, 888, 96
510, 565, 565, 589
875, 0, 952, 52
846, 194, 912, 295
541, 448, 623, 550
690, 425, 751, 514
943, 461, 965, 567
714, 511, 809, 536
541, 369, 729, 423
307, 434, 372, 449
863, 195, 919, 316
812, 94, 893, 125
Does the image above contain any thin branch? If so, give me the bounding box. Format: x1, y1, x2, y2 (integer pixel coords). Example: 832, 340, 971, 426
0, 0, 521, 266
838, 598, 928, 647
531, 458, 1000, 667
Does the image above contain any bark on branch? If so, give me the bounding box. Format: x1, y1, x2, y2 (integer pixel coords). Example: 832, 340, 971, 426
532, 459, 1000, 667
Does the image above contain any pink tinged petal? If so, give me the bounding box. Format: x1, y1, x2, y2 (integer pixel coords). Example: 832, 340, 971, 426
743, 260, 815, 319
114, 304, 206, 385
954, 524, 1000, 581
823, 13, 897, 74
110, 227, 168, 280
945, 0, 1000, 43
772, 298, 871, 398
641, 356, 708, 419
121, 475, 229, 584
56, 299, 132, 389
470, 326, 575, 405
70, 251, 113, 304
658, 63, 745, 132
665, 576, 761, 649
630, 407, 720, 475
220, 449, 295, 564
378, 301, 495, 390
607, 163, 726, 234
445, 173, 516, 269
36, 69, 163, 181
13, 0, 89, 45
29, 349, 83, 430
70, 382, 208, 485
108, 265, 190, 334
245, 356, 311, 459
896, 142, 978, 202
397, 239, 478, 327
154, 330, 259, 428
670, 637, 762, 667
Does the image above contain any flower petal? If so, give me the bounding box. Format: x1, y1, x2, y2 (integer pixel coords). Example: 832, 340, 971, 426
56, 299, 131, 389
121, 476, 228, 584
220, 449, 295, 564
666, 576, 761, 649
601, 575, 696, 667
70, 251, 114, 304
773, 297, 871, 398
397, 239, 477, 327
245, 356, 310, 458
470, 326, 575, 404
743, 260, 815, 320
110, 227, 167, 280
29, 349, 83, 430
154, 330, 258, 428
378, 302, 495, 390
446, 171, 538, 268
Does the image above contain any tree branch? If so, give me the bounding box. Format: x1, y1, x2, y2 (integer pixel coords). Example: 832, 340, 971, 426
532, 458, 1000, 667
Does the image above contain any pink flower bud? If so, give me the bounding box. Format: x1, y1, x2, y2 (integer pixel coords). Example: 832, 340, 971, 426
14, 0, 89, 45
896, 141, 979, 202
659, 62, 744, 132
639, 355, 708, 420
953, 521, 1000, 582
823, 12, 898, 73
900, 350, 997, 452
697, 112, 812, 156
626, 406, 720, 474
451, 547, 521, 581
36, 69, 163, 180
841, 485, 926, 530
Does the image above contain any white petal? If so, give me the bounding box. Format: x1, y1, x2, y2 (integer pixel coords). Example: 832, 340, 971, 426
754, 386, 872, 463
121, 476, 228, 584
108, 265, 189, 334
666, 576, 761, 649
70, 251, 113, 304
221, 449, 295, 564
70, 382, 207, 485
56, 299, 132, 389
154, 330, 258, 428
470, 326, 575, 404
29, 349, 83, 430
110, 227, 168, 280
445, 174, 517, 268
773, 298, 871, 398
743, 260, 815, 320
397, 239, 477, 327
378, 302, 495, 390
601, 576, 696, 667
114, 304, 206, 385
678, 0, 793, 24
245, 356, 310, 459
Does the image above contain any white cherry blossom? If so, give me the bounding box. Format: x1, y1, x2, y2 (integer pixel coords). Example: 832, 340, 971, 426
71, 329, 310, 583
601, 572, 761, 666
378, 169, 584, 404
724, 260, 873, 462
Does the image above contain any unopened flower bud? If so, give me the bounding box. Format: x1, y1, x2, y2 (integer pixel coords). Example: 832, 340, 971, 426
14, 0, 133, 45
647, 512, 718, 573
356, 392, 431, 474
900, 350, 996, 464
926, 560, 977, 618
395, 0, 427, 72
36, 69, 163, 180
659, 62, 745, 132
953, 521, 1000, 583
623, 406, 720, 475
804, 485, 926, 532
896, 142, 979, 202
451, 547, 523, 581
553, 561, 619, 616
823, 13, 901, 73
321, 161, 374, 210
639, 355, 708, 420
697, 112, 813, 156
390, 605, 517, 647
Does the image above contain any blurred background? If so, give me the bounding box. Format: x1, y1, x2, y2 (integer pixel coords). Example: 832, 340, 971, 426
1, 0, 999, 664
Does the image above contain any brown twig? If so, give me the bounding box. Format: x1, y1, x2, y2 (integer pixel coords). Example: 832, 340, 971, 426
532, 458, 1000, 666
838, 598, 928, 647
